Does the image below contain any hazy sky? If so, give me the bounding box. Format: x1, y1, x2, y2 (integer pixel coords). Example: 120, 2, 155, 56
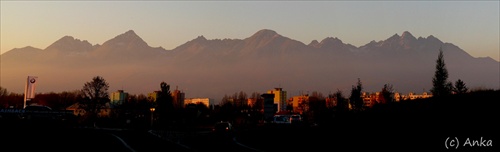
1, 1, 499, 61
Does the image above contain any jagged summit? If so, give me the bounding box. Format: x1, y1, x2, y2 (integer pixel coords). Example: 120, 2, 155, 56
401, 31, 416, 40
59, 35, 76, 41
21, 46, 39, 50
114, 30, 141, 40
308, 40, 320, 47
49, 36, 78, 46
99, 30, 149, 48
242, 29, 296, 50
401, 31, 412, 36
426, 35, 443, 44
248, 29, 282, 40
385, 31, 418, 41
124, 30, 137, 36
320, 37, 343, 44
8, 46, 41, 53
254, 29, 278, 36
104, 30, 144, 44
390, 33, 400, 39
44, 35, 94, 52
194, 35, 207, 41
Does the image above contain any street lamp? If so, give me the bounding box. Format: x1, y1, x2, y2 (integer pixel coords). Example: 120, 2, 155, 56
150, 107, 155, 128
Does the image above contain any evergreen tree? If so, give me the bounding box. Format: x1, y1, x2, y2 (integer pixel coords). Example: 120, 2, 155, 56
156, 82, 174, 127
334, 89, 348, 113
349, 78, 363, 111
454, 79, 468, 94
380, 84, 394, 103
431, 48, 452, 97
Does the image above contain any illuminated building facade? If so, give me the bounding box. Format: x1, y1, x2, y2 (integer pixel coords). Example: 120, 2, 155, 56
111, 90, 128, 105
267, 88, 287, 112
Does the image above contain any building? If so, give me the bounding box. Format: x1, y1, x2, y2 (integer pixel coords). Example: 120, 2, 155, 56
110, 90, 128, 105
184, 98, 214, 108
361, 92, 377, 108
172, 86, 185, 109
394, 92, 404, 101
267, 88, 287, 112
66, 102, 111, 117
408, 92, 433, 100
325, 96, 336, 108
261, 93, 276, 122
394, 92, 433, 101
147, 91, 160, 102
290, 94, 309, 114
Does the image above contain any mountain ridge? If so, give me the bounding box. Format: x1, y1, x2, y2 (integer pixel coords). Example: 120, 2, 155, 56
3, 29, 494, 61
1, 29, 498, 102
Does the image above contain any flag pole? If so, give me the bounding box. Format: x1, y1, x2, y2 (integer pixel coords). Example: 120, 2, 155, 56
23, 76, 28, 109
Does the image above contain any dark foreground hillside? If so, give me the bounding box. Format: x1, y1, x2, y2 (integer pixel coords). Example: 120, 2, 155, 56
237, 90, 499, 151
358, 90, 499, 150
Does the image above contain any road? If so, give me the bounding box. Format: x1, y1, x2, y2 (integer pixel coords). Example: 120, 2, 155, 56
1, 127, 132, 152
8, 118, 496, 152
0, 121, 259, 152
147, 129, 260, 152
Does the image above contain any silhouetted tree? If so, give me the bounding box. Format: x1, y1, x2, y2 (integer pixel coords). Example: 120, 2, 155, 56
34, 92, 59, 108
305, 96, 328, 124
110, 94, 150, 128
237, 91, 248, 108
33, 91, 76, 110
184, 103, 199, 126
220, 94, 230, 105
59, 90, 80, 109
218, 98, 235, 122
431, 48, 452, 97
349, 78, 364, 111
250, 92, 261, 100
0, 87, 9, 107
156, 82, 174, 128
311, 91, 325, 100
380, 84, 394, 103
334, 89, 348, 113
80, 76, 110, 126
0, 92, 23, 108
250, 92, 263, 111
453, 79, 468, 94
0, 86, 7, 97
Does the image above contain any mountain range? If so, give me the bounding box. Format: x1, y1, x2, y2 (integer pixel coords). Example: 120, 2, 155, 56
1, 29, 498, 103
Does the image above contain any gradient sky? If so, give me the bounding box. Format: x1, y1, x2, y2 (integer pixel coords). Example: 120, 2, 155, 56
1, 1, 499, 61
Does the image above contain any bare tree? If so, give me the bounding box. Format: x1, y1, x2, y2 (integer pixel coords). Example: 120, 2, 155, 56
0, 86, 8, 97
80, 76, 110, 126
250, 92, 263, 111
311, 91, 325, 100
237, 91, 248, 108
